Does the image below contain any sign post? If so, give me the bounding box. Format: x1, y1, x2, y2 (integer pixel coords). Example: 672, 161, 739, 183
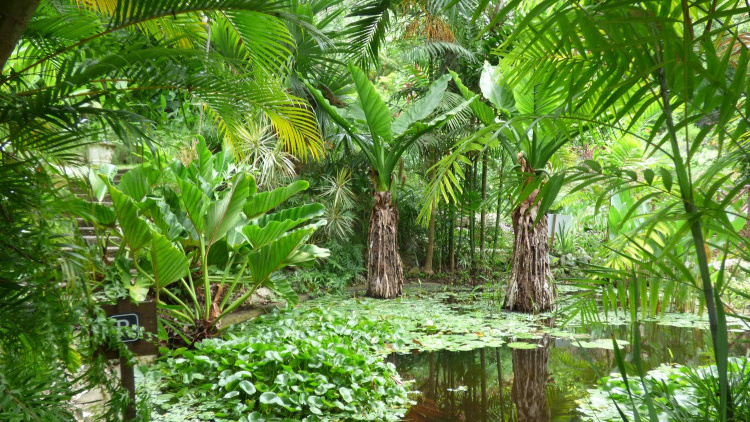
101, 299, 157, 420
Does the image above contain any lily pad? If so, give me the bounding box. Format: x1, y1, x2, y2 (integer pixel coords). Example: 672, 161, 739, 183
507, 342, 540, 349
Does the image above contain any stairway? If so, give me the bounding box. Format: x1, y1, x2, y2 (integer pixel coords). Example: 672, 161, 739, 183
73, 167, 127, 258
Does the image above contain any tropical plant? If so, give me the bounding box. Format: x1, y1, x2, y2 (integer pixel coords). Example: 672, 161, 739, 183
101, 141, 328, 343
306, 63, 471, 298
141, 305, 410, 421
485, 0, 750, 419
421, 63, 570, 312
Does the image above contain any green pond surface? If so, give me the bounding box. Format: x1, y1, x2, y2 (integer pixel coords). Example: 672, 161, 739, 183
141, 284, 750, 422
305, 284, 750, 422
391, 320, 750, 422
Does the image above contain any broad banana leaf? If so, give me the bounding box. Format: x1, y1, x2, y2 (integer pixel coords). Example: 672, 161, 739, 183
88, 164, 117, 202
244, 180, 309, 220
262, 274, 299, 306
254, 203, 325, 227
150, 232, 189, 289
205, 173, 250, 246
479, 62, 516, 117
127, 275, 152, 302
194, 140, 215, 182
118, 165, 156, 202
349, 63, 392, 143
67, 197, 116, 226
284, 243, 330, 267
450, 70, 496, 126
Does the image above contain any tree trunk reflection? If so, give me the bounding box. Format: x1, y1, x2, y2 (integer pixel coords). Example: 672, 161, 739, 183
511, 336, 551, 422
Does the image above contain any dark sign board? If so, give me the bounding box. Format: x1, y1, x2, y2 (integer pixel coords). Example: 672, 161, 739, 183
101, 300, 157, 358
101, 299, 158, 419
110, 313, 140, 342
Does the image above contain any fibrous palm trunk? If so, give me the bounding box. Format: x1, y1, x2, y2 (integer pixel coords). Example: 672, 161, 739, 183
503, 155, 555, 313
367, 191, 404, 298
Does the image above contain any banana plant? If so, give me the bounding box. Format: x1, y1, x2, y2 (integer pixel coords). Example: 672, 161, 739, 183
306, 63, 472, 298
103, 141, 328, 343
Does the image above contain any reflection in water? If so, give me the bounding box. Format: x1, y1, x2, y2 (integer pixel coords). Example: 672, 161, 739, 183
512, 336, 551, 422
395, 323, 749, 422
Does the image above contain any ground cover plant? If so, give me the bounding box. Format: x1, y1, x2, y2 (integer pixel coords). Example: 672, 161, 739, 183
580, 358, 750, 421
139, 306, 411, 422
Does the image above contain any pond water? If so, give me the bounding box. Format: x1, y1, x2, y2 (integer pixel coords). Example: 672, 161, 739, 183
392, 322, 750, 422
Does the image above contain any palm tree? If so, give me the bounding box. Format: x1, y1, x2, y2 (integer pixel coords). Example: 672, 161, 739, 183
307, 63, 470, 298
422, 65, 568, 312
483, 0, 750, 418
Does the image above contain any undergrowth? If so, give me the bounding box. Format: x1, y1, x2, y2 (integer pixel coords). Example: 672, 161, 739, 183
139, 306, 409, 422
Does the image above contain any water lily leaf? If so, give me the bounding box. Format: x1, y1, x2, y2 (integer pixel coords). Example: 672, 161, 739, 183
507, 342, 540, 349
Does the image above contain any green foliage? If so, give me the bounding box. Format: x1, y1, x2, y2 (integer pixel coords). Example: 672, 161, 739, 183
101, 141, 328, 343
580, 358, 750, 422
306, 63, 470, 192
141, 306, 410, 422
290, 240, 365, 295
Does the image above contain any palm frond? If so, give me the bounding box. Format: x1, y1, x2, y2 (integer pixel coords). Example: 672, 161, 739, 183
344, 0, 392, 69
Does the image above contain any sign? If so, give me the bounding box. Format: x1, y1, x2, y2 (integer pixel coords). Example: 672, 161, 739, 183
100, 299, 158, 420
110, 313, 140, 343
101, 300, 157, 358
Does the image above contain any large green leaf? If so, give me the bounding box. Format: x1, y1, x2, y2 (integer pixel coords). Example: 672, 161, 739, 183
150, 232, 189, 289
118, 165, 157, 202
284, 243, 330, 267
178, 178, 209, 235
512, 75, 561, 116
205, 173, 250, 246
392, 74, 451, 136
247, 227, 316, 286
243, 218, 315, 250
244, 180, 309, 220
262, 274, 299, 306
386, 95, 475, 176
243, 204, 324, 249
304, 81, 377, 166
104, 177, 152, 253
254, 203, 325, 227
479, 62, 516, 117
88, 164, 117, 202
348, 63, 392, 142
450, 70, 496, 126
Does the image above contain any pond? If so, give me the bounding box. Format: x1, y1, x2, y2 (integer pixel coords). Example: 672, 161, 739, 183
392, 322, 750, 422
139, 285, 750, 422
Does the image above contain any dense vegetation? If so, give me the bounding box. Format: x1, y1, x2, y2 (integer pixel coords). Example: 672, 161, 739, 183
1, 0, 749, 421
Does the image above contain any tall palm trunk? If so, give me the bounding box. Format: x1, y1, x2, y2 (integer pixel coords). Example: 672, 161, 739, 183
423, 202, 436, 274
367, 191, 404, 298
480, 150, 488, 254
448, 206, 455, 271
504, 154, 554, 312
